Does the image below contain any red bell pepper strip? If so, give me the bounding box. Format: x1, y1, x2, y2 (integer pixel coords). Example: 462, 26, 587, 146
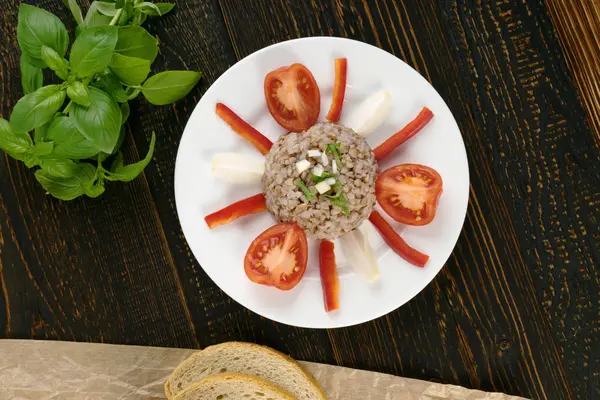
319, 240, 340, 312
325, 58, 348, 122
205, 193, 267, 229
368, 211, 430, 267
373, 107, 434, 161
216, 103, 273, 155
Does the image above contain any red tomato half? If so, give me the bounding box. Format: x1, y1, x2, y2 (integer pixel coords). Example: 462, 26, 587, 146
264, 63, 321, 132
244, 222, 308, 290
376, 164, 443, 226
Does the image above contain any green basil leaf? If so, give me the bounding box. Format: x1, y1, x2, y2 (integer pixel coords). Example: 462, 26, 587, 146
125, 87, 141, 100
70, 26, 118, 78
17, 4, 69, 68
109, 53, 151, 86
110, 126, 126, 155
40, 46, 70, 80
34, 121, 51, 143
110, 151, 124, 170
24, 154, 41, 168
40, 158, 82, 178
106, 131, 155, 182
85, 10, 113, 28
66, 81, 91, 106
75, 24, 84, 38
70, 87, 122, 153
35, 162, 96, 200
135, 2, 161, 15
95, 1, 117, 16
84, 180, 105, 198
118, 0, 135, 25
10, 85, 66, 133
120, 102, 130, 124
46, 116, 100, 159
148, 3, 175, 16
0, 118, 33, 159
115, 26, 158, 62
131, 10, 144, 26
20, 55, 43, 95
93, 73, 128, 102
64, 0, 84, 26
31, 141, 54, 157
82, 2, 112, 27
141, 70, 202, 105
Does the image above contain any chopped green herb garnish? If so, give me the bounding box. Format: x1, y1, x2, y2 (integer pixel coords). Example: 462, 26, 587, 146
330, 193, 350, 216
311, 171, 335, 183
324, 182, 343, 199
295, 180, 314, 200
326, 143, 343, 167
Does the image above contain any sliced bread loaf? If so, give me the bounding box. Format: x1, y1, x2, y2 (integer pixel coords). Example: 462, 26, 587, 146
172, 373, 294, 400
166, 342, 326, 399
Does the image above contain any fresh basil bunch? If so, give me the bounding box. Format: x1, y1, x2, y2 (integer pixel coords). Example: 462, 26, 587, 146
0, 1, 202, 200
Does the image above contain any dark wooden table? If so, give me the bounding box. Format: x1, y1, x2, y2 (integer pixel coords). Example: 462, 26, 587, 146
1, 1, 599, 399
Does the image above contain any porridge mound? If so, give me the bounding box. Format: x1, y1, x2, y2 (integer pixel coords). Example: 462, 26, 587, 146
262, 121, 378, 239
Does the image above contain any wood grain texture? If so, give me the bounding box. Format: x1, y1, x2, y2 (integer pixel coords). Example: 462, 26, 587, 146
217, 0, 599, 398
0, 0, 598, 399
548, 0, 600, 148
444, 2, 600, 397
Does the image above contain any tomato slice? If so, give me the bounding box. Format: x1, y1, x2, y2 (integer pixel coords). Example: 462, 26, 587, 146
244, 222, 308, 291
325, 58, 347, 122
264, 63, 321, 132
204, 193, 267, 229
376, 164, 443, 226
368, 211, 429, 267
319, 240, 340, 312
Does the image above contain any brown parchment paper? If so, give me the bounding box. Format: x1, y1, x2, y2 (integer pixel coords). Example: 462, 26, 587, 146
0, 340, 528, 399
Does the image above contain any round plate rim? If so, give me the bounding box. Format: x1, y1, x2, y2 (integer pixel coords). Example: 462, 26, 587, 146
174, 36, 470, 328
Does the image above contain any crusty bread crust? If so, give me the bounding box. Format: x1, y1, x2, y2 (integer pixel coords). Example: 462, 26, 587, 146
171, 372, 295, 400
165, 342, 326, 399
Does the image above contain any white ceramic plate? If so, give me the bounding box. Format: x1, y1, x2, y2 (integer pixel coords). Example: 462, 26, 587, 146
175, 37, 469, 328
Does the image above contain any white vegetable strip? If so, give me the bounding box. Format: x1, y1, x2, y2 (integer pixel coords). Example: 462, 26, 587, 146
296, 159, 311, 173
346, 90, 391, 137
325, 177, 336, 185
332, 159, 338, 174
321, 152, 329, 166
315, 181, 331, 194
313, 164, 324, 177
211, 152, 265, 183
308, 149, 322, 157
339, 223, 380, 282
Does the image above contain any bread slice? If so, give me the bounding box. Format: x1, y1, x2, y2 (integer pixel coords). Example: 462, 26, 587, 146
172, 373, 294, 400
166, 342, 326, 400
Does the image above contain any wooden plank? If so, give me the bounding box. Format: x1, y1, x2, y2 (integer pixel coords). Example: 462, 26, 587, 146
443, 1, 600, 398
548, 0, 600, 148
0, 0, 200, 347
217, 0, 600, 398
